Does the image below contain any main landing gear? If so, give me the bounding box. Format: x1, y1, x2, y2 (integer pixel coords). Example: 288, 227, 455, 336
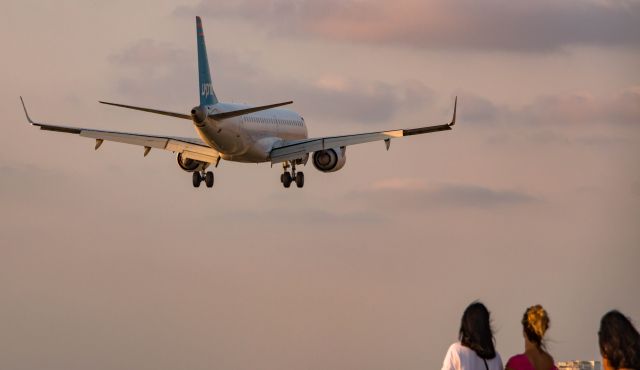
192, 171, 214, 188
280, 161, 304, 188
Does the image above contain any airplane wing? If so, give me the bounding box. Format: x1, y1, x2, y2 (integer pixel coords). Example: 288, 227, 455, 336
20, 97, 219, 164
269, 97, 457, 164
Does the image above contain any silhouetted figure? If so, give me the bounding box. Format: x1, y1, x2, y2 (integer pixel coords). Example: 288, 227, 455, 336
441, 301, 503, 370
599, 310, 640, 370
505, 305, 557, 370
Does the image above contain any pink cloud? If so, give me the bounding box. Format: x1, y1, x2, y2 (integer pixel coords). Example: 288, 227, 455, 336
177, 0, 640, 51
519, 87, 640, 125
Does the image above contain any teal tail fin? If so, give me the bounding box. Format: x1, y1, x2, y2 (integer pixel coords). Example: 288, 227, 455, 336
196, 16, 218, 106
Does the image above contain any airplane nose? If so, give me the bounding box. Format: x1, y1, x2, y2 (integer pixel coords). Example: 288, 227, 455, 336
191, 105, 207, 124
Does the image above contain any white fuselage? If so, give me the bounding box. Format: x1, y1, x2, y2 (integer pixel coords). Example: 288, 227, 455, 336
194, 103, 308, 163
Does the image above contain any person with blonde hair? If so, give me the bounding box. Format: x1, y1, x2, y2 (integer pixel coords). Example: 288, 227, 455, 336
505, 305, 557, 370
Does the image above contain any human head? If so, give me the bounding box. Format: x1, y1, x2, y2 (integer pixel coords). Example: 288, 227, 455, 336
599, 310, 640, 370
459, 301, 496, 359
521, 305, 550, 348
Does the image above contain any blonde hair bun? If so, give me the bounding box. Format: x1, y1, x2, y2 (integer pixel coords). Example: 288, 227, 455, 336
522, 304, 550, 345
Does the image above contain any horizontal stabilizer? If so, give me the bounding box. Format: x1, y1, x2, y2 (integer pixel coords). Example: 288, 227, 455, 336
210, 101, 293, 121
99, 101, 191, 120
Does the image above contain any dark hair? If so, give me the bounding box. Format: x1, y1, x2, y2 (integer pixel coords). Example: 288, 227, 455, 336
459, 301, 496, 359
522, 305, 550, 348
599, 310, 640, 369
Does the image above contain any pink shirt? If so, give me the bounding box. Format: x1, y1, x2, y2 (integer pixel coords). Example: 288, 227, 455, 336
506, 354, 558, 370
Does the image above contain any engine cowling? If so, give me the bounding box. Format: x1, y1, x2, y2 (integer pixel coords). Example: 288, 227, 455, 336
312, 147, 346, 173
177, 153, 210, 172
190, 105, 207, 126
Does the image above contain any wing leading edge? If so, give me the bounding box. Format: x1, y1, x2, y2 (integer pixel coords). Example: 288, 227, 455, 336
269, 97, 457, 164
20, 97, 219, 163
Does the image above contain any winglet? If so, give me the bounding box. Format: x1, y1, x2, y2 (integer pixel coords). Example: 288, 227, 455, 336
449, 96, 457, 127
20, 96, 36, 124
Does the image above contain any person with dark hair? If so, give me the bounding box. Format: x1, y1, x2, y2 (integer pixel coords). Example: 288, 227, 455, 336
505, 305, 557, 370
599, 310, 640, 370
441, 301, 503, 370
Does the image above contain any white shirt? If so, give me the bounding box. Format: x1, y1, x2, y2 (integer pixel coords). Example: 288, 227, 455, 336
441, 342, 503, 370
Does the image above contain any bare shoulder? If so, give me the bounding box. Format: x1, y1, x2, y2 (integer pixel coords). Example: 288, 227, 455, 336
545, 352, 556, 368
539, 351, 555, 370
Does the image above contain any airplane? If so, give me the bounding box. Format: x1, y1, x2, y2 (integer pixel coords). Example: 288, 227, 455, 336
20, 16, 457, 189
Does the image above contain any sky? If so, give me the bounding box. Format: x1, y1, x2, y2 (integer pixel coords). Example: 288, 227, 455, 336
1, 1, 639, 369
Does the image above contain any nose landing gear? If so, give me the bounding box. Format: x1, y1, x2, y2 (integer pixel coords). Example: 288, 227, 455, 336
280, 161, 304, 188
192, 171, 214, 188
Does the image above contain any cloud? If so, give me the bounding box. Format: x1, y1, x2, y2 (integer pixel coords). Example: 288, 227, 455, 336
423, 184, 537, 208
460, 87, 640, 126
353, 180, 537, 210
107, 39, 435, 124
0, 164, 74, 203
516, 87, 640, 126
224, 207, 384, 224
282, 78, 434, 124
109, 39, 189, 67
107, 41, 639, 127
176, 0, 640, 52
455, 93, 501, 124
632, 181, 640, 197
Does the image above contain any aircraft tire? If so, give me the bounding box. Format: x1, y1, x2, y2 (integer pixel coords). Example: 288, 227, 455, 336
283, 172, 292, 188
192, 172, 202, 188
295, 172, 304, 188
205, 171, 214, 188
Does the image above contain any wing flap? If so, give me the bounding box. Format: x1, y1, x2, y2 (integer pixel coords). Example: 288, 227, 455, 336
80, 130, 170, 149
270, 148, 310, 164
179, 150, 218, 163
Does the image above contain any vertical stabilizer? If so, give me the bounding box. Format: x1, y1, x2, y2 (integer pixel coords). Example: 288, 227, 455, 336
196, 16, 218, 106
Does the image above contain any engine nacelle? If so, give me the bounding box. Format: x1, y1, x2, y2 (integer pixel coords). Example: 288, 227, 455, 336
177, 153, 210, 172
312, 147, 346, 173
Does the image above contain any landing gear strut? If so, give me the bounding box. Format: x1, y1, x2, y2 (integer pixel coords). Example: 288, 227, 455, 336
280, 161, 304, 188
193, 171, 214, 188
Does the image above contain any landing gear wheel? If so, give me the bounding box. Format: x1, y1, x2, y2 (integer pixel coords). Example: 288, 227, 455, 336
295, 172, 304, 188
282, 172, 292, 188
205, 171, 214, 188
192, 172, 202, 188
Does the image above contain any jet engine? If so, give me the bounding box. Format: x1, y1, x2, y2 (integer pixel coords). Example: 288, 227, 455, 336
190, 105, 207, 125
177, 153, 210, 172
312, 147, 346, 173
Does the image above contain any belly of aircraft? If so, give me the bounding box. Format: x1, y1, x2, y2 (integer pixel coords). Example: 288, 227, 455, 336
196, 117, 308, 163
